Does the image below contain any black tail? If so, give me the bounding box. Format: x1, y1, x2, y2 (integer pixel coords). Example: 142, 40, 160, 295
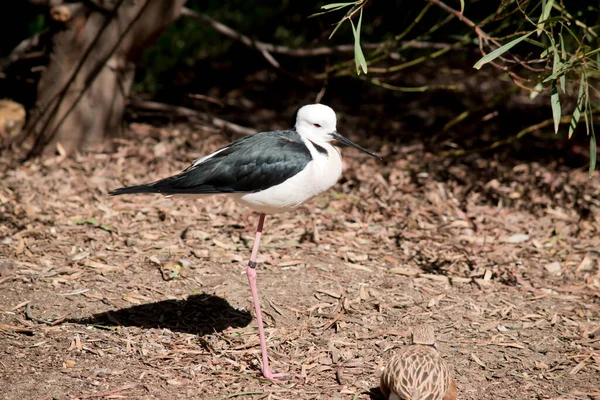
109, 184, 161, 196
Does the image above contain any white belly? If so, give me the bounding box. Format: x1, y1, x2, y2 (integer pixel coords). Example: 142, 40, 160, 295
234, 147, 342, 214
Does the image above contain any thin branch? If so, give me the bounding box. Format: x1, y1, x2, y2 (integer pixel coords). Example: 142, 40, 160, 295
182, 7, 446, 59
0, 32, 44, 72
25, 0, 64, 6
427, 0, 544, 86
180, 7, 281, 68
129, 99, 257, 136
427, 0, 501, 47
441, 115, 573, 157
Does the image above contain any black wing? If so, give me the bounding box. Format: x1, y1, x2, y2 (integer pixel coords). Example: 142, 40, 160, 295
110, 130, 312, 196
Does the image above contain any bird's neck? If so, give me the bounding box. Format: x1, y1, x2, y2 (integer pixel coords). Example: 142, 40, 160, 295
300, 135, 337, 160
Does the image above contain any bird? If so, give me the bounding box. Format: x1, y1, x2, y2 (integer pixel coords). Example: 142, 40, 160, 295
109, 104, 380, 380
380, 324, 457, 400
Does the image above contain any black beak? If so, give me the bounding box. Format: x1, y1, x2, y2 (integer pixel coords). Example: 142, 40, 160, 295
332, 131, 382, 161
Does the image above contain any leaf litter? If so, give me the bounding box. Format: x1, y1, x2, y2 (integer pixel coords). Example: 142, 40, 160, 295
0, 120, 599, 399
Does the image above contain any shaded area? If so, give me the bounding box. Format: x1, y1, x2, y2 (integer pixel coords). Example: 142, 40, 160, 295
368, 387, 384, 400
69, 293, 251, 335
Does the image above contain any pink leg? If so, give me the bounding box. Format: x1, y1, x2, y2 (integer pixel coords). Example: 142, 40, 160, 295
246, 213, 284, 380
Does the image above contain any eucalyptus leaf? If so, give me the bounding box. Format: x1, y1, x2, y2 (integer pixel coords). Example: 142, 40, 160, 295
537, 0, 554, 36
559, 33, 566, 92
589, 131, 596, 176
568, 74, 585, 139
529, 82, 544, 100
550, 80, 561, 133
351, 9, 368, 75
474, 32, 534, 70
540, 45, 555, 58
551, 46, 566, 93
321, 2, 355, 10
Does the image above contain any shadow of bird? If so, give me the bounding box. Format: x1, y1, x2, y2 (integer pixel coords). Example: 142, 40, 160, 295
68, 293, 251, 335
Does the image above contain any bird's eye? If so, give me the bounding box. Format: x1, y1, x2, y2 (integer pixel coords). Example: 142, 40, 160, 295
313, 123, 321, 128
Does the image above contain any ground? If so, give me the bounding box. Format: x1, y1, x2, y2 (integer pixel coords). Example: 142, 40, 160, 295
0, 120, 599, 400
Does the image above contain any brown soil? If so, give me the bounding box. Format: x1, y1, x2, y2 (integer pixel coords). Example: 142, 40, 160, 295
1, 120, 599, 400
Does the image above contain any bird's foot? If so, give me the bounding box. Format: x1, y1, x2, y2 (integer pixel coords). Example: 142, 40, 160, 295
262, 367, 293, 383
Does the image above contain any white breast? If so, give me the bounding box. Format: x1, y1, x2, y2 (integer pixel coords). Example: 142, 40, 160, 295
234, 140, 342, 214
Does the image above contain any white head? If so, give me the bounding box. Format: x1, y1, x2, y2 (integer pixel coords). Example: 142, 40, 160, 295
294, 104, 338, 142
293, 104, 381, 160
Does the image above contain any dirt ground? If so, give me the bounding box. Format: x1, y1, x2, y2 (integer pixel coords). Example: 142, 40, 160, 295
1, 118, 599, 400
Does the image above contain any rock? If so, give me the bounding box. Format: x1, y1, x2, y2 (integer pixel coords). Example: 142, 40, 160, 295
545, 262, 561, 275
505, 234, 529, 244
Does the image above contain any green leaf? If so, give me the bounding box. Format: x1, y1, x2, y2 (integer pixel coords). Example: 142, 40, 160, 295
523, 37, 546, 48
459, 0, 464, 14
568, 74, 586, 139
99, 224, 116, 233
584, 99, 590, 135
473, 32, 534, 70
551, 46, 566, 93
584, 75, 591, 135
589, 130, 596, 176
559, 33, 566, 92
310, 1, 354, 17
529, 82, 544, 100
537, 0, 555, 36
350, 9, 368, 75
328, 21, 344, 39
540, 45, 555, 58
321, 2, 355, 10
71, 217, 98, 225
550, 80, 561, 133
542, 65, 569, 83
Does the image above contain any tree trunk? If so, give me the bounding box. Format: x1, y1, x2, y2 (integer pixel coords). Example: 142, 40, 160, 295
18, 0, 186, 156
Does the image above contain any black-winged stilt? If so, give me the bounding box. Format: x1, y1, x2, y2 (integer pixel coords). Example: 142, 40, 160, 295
110, 104, 380, 380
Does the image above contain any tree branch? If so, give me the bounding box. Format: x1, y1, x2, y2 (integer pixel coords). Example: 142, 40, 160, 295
182, 7, 445, 58
24, 0, 64, 6
180, 7, 282, 68
426, 0, 500, 47
129, 99, 257, 136
0, 33, 44, 72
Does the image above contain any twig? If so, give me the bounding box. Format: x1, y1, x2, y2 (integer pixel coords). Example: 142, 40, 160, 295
427, 0, 542, 87
0, 32, 44, 72
74, 383, 143, 399
356, 329, 410, 340
315, 81, 327, 103
321, 308, 345, 332
0, 323, 35, 335
187, 93, 224, 109
181, 7, 281, 68
216, 391, 266, 400
209, 115, 255, 136
181, 8, 443, 57
25, 0, 64, 6
427, 0, 500, 47
441, 115, 573, 157
25, 302, 53, 324
128, 99, 257, 136
369, 78, 462, 92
